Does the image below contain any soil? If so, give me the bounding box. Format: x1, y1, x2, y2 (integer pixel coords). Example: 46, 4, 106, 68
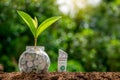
0, 72, 120, 80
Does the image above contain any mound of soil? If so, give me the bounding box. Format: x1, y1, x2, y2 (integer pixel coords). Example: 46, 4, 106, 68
0, 72, 120, 80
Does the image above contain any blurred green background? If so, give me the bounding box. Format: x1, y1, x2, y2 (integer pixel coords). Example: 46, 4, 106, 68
0, 0, 120, 72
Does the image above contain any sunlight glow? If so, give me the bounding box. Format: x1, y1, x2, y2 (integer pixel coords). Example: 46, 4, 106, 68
56, 0, 101, 17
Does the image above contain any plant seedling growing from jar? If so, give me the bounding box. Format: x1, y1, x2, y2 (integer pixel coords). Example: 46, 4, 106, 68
17, 10, 61, 49
17, 11, 61, 73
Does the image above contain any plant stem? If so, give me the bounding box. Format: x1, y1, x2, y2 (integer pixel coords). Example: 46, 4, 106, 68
34, 37, 37, 49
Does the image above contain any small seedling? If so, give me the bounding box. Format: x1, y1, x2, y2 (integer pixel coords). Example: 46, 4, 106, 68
17, 10, 61, 49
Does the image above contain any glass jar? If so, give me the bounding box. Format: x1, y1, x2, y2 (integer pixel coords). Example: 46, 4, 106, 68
18, 46, 50, 73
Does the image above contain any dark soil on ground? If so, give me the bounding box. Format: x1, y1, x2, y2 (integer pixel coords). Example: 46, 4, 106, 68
0, 72, 120, 80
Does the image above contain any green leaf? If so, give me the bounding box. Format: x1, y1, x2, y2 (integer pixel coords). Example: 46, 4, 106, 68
36, 16, 61, 38
33, 17, 38, 28
17, 10, 36, 37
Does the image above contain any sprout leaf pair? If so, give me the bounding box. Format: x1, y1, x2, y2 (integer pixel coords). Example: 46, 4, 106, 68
17, 10, 61, 48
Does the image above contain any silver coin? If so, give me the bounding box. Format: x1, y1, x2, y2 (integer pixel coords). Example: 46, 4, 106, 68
25, 53, 34, 61
27, 61, 33, 67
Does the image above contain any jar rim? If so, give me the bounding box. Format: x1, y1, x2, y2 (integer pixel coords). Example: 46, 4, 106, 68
26, 46, 45, 51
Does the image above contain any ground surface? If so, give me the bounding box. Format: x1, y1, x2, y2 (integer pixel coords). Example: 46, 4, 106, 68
0, 72, 120, 80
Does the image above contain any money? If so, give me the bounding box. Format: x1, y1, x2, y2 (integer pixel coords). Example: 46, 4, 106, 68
58, 49, 68, 72
19, 46, 50, 73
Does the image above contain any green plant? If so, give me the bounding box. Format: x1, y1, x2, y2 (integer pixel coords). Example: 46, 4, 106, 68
17, 10, 61, 48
